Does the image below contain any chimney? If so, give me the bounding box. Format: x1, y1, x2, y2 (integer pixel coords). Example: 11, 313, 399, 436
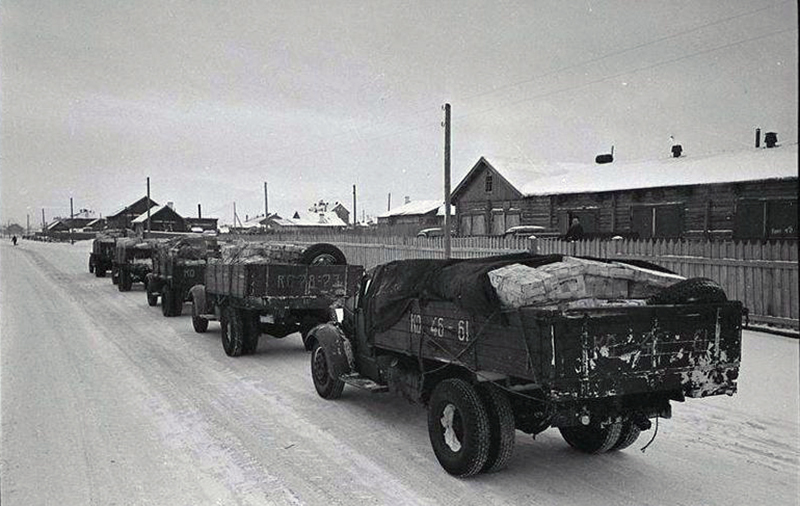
764, 131, 778, 148
167, 201, 174, 209
404, 196, 411, 205
755, 128, 761, 148
197, 203, 202, 218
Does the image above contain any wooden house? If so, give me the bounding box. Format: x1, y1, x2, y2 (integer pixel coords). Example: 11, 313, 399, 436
451, 145, 797, 241
131, 203, 186, 234
377, 200, 454, 237
106, 196, 159, 230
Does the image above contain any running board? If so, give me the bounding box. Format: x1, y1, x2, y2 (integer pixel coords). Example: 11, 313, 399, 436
341, 373, 389, 393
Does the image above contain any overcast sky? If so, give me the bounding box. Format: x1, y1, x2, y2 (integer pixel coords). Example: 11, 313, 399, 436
1, 0, 797, 227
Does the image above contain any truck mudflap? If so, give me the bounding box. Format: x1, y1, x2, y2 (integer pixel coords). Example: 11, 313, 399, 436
308, 323, 353, 379
547, 301, 743, 401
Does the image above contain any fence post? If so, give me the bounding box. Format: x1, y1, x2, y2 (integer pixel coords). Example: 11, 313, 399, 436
528, 237, 539, 255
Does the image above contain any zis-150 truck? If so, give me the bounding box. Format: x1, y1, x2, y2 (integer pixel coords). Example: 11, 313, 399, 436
190, 243, 364, 356
146, 236, 220, 316
307, 254, 743, 477
113, 238, 162, 292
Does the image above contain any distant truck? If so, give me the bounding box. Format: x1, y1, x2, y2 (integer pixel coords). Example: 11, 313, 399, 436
113, 238, 160, 292
146, 236, 219, 316
190, 243, 364, 356
306, 254, 743, 477
89, 235, 117, 277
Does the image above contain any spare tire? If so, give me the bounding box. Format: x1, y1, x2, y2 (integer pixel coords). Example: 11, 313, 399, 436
647, 277, 727, 305
299, 243, 346, 265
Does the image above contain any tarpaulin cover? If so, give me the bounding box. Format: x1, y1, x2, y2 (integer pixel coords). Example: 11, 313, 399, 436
366, 253, 676, 333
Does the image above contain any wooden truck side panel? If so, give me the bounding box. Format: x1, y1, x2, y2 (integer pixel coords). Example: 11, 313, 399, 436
371, 299, 742, 402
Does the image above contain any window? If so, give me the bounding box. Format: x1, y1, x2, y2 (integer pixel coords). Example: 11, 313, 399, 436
485, 174, 493, 193
461, 214, 486, 236
630, 204, 684, 239
734, 199, 797, 240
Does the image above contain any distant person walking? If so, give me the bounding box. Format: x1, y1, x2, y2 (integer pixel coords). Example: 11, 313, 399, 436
564, 217, 584, 241
11, 235, 18, 246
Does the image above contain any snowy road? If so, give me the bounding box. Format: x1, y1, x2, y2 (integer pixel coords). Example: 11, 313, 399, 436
1, 240, 798, 506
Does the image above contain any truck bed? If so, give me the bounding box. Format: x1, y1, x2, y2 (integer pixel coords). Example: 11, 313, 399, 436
372, 299, 742, 402
205, 262, 363, 306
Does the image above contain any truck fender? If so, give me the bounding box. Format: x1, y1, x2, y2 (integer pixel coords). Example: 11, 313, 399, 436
189, 284, 207, 314
307, 323, 352, 380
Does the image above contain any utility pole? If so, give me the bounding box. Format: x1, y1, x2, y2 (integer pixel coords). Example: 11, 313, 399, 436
387, 193, 391, 212
146, 177, 151, 238
26, 214, 30, 236
443, 103, 452, 259
264, 181, 269, 220
69, 197, 74, 245
352, 184, 357, 227
41, 209, 46, 234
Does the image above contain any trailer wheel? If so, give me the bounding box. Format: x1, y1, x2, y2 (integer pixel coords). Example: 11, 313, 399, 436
89, 258, 94, 273
477, 383, 516, 473
146, 282, 159, 307
221, 307, 245, 357
118, 270, 132, 292
427, 379, 491, 477
111, 267, 119, 285
299, 243, 346, 265
559, 421, 623, 454
311, 341, 344, 399
647, 277, 727, 305
191, 297, 209, 333
609, 420, 642, 451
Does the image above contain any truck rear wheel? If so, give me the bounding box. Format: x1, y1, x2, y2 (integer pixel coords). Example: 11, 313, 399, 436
118, 270, 132, 292
191, 297, 209, 333
559, 421, 623, 454
610, 420, 642, 451
477, 383, 516, 473
162, 286, 175, 316
146, 282, 159, 306
221, 307, 245, 357
427, 379, 491, 477
311, 341, 344, 399
242, 311, 260, 355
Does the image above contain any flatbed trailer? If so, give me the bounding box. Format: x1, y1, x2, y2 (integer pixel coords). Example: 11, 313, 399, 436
307, 255, 743, 477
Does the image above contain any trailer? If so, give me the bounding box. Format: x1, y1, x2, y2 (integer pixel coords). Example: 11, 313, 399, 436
89, 235, 117, 277
190, 243, 364, 356
307, 254, 743, 477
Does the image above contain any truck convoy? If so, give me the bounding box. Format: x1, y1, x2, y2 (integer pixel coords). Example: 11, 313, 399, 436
307, 254, 743, 477
189, 242, 363, 356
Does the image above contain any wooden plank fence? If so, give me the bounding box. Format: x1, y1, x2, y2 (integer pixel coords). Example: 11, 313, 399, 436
228, 232, 798, 329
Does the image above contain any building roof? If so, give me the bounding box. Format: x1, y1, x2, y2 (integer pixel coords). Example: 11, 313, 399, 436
107, 196, 159, 218
273, 211, 347, 228
131, 204, 174, 224
378, 200, 455, 218
476, 145, 797, 197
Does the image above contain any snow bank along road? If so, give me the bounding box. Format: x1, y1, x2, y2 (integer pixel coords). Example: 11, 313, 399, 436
1, 240, 798, 506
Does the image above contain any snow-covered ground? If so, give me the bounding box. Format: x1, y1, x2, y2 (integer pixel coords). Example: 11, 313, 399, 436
1, 239, 798, 506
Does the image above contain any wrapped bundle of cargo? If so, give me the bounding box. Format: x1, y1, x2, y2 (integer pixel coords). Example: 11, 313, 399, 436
219, 241, 306, 264
488, 256, 685, 309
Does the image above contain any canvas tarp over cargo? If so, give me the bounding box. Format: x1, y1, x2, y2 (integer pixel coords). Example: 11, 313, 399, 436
365, 254, 681, 333
219, 241, 306, 264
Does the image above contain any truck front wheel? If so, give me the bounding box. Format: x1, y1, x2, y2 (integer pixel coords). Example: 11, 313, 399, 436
191, 297, 209, 333
221, 307, 245, 357
427, 379, 491, 477
311, 341, 344, 399
559, 420, 623, 454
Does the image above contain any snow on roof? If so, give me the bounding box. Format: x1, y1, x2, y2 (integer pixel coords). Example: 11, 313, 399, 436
275, 211, 347, 227
378, 200, 455, 218
131, 204, 167, 224
510, 145, 798, 196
